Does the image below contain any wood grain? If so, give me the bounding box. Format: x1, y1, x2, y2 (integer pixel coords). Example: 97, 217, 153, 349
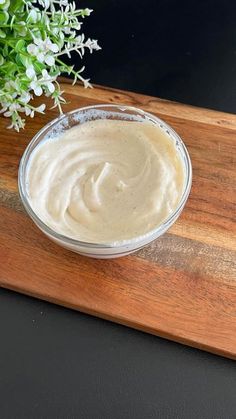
0, 81, 236, 359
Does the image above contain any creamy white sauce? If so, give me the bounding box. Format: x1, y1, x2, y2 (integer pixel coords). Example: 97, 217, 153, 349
27, 119, 185, 243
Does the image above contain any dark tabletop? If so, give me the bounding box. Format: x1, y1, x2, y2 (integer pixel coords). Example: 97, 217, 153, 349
1, 1, 236, 418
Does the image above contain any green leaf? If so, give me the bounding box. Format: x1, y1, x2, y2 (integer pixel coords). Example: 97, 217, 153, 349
0, 29, 6, 38
34, 61, 45, 73
8, 0, 23, 14
0, 0, 10, 12
0, 54, 4, 65
3, 42, 8, 56
15, 53, 24, 67
18, 54, 31, 67
0, 11, 9, 24
0, 61, 18, 75
15, 39, 25, 53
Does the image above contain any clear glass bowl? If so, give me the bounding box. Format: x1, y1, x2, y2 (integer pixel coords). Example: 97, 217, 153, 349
18, 104, 192, 259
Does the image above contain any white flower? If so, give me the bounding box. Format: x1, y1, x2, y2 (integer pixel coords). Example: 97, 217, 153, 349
83, 8, 93, 17
30, 80, 43, 96
85, 38, 101, 53
64, 26, 72, 35
38, 0, 50, 10
36, 38, 59, 53
27, 43, 38, 56
4, 103, 21, 117
43, 38, 59, 53
25, 103, 46, 118
30, 69, 55, 96
27, 10, 39, 23
25, 107, 31, 117
41, 69, 55, 93
26, 66, 36, 79
27, 37, 59, 66
19, 92, 31, 104
35, 103, 46, 113
45, 55, 55, 66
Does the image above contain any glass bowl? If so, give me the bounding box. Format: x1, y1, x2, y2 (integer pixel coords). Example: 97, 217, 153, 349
18, 104, 192, 259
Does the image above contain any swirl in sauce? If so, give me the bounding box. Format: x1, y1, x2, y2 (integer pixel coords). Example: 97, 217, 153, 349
27, 119, 185, 243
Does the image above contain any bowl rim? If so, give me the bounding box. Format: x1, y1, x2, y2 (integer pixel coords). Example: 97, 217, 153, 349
18, 103, 192, 249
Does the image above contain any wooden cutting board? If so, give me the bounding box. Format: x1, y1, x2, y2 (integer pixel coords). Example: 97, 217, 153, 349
0, 80, 236, 359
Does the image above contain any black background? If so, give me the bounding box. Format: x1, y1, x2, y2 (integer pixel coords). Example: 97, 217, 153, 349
82, 0, 236, 113
1, 1, 236, 418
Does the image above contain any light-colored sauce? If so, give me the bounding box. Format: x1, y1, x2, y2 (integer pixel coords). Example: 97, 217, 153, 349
27, 119, 185, 243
